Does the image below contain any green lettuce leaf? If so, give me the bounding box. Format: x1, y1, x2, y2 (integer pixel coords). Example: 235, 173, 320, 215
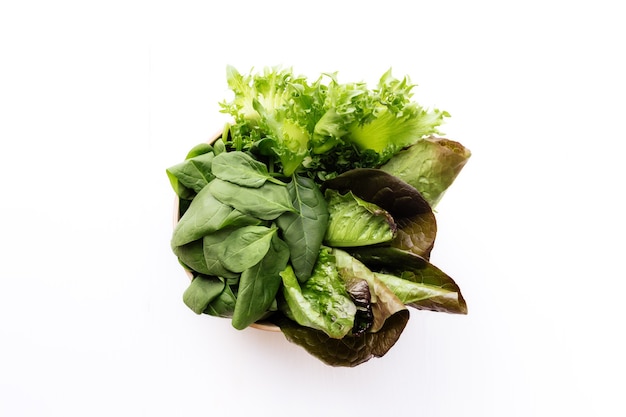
324, 189, 395, 247
324, 168, 437, 258
279, 248, 356, 339
349, 246, 467, 314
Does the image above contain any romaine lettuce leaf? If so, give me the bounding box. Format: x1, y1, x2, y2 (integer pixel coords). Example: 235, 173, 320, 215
380, 136, 471, 207
324, 168, 437, 258
323, 189, 395, 247
279, 248, 356, 339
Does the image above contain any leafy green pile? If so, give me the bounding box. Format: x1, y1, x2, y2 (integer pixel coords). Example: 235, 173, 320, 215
167, 66, 471, 367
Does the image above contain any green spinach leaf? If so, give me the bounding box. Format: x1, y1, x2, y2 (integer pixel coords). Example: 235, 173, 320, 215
172, 239, 210, 275
212, 151, 286, 187
201, 229, 241, 280
204, 284, 237, 318
166, 151, 215, 195
276, 175, 329, 282
171, 186, 237, 247
220, 225, 277, 273
208, 178, 295, 220
183, 275, 225, 314
231, 234, 290, 329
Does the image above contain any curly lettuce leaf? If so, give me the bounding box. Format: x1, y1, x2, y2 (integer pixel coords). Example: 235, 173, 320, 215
345, 69, 449, 165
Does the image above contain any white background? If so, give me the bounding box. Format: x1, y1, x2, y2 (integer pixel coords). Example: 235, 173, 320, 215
1, 1, 624, 416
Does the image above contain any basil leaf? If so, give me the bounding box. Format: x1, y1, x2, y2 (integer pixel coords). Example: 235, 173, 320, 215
212, 151, 285, 187
183, 275, 225, 314
220, 225, 277, 273
208, 178, 295, 220
231, 234, 290, 329
276, 175, 329, 282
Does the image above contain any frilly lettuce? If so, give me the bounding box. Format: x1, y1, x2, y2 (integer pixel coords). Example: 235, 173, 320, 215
220, 66, 449, 180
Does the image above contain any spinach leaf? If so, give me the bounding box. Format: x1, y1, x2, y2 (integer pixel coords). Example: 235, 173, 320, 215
323, 189, 395, 247
220, 225, 277, 273
172, 239, 210, 275
183, 275, 225, 314
212, 151, 286, 187
208, 178, 295, 220
231, 234, 290, 330
348, 246, 467, 314
201, 229, 240, 280
171, 186, 237, 247
204, 284, 237, 318
279, 248, 356, 339
166, 151, 215, 195
186, 142, 214, 159
276, 175, 329, 282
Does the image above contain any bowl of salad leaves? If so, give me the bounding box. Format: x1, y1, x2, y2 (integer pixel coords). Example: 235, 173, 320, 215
167, 66, 471, 367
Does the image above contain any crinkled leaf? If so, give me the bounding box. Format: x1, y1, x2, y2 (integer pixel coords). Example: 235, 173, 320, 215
324, 189, 395, 247
183, 275, 225, 314
380, 136, 471, 207
333, 249, 407, 333
276, 175, 329, 282
274, 308, 409, 367
279, 249, 356, 339
344, 278, 373, 336
349, 246, 467, 314
324, 168, 436, 258
232, 234, 290, 330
